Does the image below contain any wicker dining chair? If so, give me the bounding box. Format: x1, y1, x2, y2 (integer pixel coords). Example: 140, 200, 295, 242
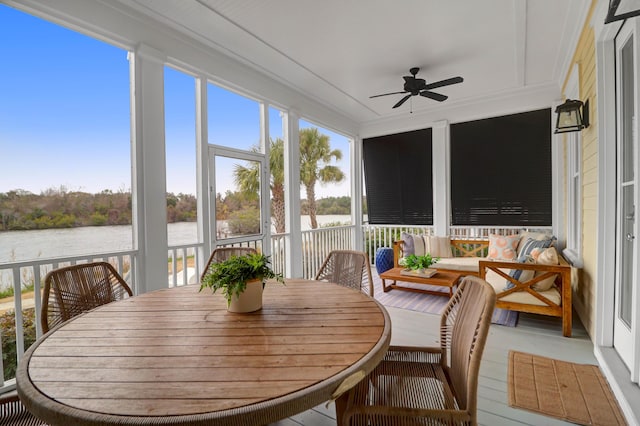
42, 262, 133, 333
200, 247, 257, 282
315, 250, 374, 296
336, 275, 496, 426
0, 389, 45, 425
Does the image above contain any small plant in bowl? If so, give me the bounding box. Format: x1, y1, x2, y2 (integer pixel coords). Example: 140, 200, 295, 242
200, 253, 284, 312
403, 253, 439, 271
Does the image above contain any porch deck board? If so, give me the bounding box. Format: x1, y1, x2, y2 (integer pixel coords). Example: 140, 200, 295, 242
272, 299, 595, 426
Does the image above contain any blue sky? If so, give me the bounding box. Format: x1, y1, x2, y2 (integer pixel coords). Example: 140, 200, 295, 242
0, 4, 350, 198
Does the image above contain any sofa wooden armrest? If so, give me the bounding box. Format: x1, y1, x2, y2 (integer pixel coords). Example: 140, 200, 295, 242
479, 257, 572, 337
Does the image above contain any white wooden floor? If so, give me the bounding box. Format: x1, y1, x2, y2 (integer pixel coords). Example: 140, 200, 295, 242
271, 305, 596, 426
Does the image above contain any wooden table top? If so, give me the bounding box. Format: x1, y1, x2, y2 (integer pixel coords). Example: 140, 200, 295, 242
380, 267, 461, 285
17, 279, 391, 426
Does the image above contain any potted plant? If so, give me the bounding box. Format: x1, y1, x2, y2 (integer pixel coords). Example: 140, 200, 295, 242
402, 253, 439, 273
200, 253, 284, 313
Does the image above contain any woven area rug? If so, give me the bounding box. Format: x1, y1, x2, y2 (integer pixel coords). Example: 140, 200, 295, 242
508, 351, 627, 425
372, 270, 518, 327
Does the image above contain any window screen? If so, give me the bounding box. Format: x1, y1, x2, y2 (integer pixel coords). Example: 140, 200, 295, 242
363, 128, 433, 224
450, 109, 552, 226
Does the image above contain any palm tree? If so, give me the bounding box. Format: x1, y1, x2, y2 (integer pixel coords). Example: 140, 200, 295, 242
299, 128, 345, 229
234, 128, 344, 232
233, 138, 286, 233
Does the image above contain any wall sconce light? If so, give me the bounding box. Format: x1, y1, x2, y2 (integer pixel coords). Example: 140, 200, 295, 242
605, 0, 640, 24
554, 99, 589, 134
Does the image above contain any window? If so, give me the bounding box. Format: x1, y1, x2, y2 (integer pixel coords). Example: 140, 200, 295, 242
299, 120, 350, 229
207, 83, 260, 151
450, 109, 552, 226
363, 129, 433, 225
164, 66, 197, 245
567, 132, 582, 252
269, 106, 286, 234
206, 84, 264, 243
0, 5, 131, 244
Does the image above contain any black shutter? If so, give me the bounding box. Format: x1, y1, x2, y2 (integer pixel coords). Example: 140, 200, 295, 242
363, 128, 433, 225
450, 108, 552, 226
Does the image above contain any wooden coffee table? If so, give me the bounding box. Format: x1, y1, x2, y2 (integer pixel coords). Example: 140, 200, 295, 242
379, 267, 462, 298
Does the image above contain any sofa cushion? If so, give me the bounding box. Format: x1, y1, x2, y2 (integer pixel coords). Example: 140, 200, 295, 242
518, 237, 555, 259
485, 269, 562, 306
517, 232, 556, 257
433, 257, 483, 273
532, 247, 560, 291
504, 255, 536, 290
424, 236, 452, 258
401, 232, 418, 256
487, 234, 520, 261
401, 233, 452, 258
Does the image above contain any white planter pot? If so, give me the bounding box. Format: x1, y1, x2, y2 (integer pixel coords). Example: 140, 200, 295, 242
227, 279, 263, 313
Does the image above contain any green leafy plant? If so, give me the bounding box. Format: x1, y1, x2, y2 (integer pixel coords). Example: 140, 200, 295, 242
403, 253, 439, 270
200, 253, 284, 305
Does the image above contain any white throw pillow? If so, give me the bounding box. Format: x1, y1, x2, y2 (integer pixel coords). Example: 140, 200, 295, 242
532, 247, 559, 291
424, 236, 452, 258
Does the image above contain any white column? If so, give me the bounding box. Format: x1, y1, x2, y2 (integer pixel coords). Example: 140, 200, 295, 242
260, 102, 272, 257
284, 111, 302, 278
129, 43, 168, 293
432, 120, 450, 236
351, 135, 364, 250
195, 75, 211, 268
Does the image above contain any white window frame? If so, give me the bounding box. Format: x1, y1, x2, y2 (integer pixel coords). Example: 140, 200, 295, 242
564, 64, 582, 263
567, 131, 582, 253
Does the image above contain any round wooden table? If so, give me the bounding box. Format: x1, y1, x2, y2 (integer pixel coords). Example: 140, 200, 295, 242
17, 279, 391, 426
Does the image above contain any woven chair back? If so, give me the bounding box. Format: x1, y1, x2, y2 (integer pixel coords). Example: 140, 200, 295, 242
42, 262, 133, 333
440, 275, 496, 414
0, 390, 43, 426
315, 250, 373, 296
200, 247, 257, 282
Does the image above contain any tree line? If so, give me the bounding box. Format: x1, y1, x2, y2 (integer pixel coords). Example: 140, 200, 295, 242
0, 187, 356, 232
0, 188, 196, 231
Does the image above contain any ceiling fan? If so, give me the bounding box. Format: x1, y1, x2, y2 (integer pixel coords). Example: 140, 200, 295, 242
370, 67, 464, 109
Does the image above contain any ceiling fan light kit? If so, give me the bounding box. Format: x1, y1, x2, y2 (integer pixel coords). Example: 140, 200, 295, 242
370, 67, 463, 109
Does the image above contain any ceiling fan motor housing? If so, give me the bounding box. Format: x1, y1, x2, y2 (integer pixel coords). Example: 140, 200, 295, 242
370, 67, 463, 108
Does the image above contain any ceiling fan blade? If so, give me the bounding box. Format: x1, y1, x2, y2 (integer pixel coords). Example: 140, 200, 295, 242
420, 91, 448, 102
370, 91, 408, 99
423, 76, 464, 91
392, 94, 412, 109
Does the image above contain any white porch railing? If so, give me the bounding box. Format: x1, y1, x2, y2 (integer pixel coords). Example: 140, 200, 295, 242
301, 225, 355, 279
270, 233, 287, 276
362, 224, 434, 264
168, 243, 203, 287
449, 225, 552, 239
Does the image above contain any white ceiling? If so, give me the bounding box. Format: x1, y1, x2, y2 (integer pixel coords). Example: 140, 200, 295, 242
119, 0, 590, 126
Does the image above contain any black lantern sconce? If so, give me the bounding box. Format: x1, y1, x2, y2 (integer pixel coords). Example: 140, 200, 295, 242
554, 99, 589, 134
605, 0, 640, 24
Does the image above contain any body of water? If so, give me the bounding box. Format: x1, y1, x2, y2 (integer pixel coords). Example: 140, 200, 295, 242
0, 215, 352, 264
